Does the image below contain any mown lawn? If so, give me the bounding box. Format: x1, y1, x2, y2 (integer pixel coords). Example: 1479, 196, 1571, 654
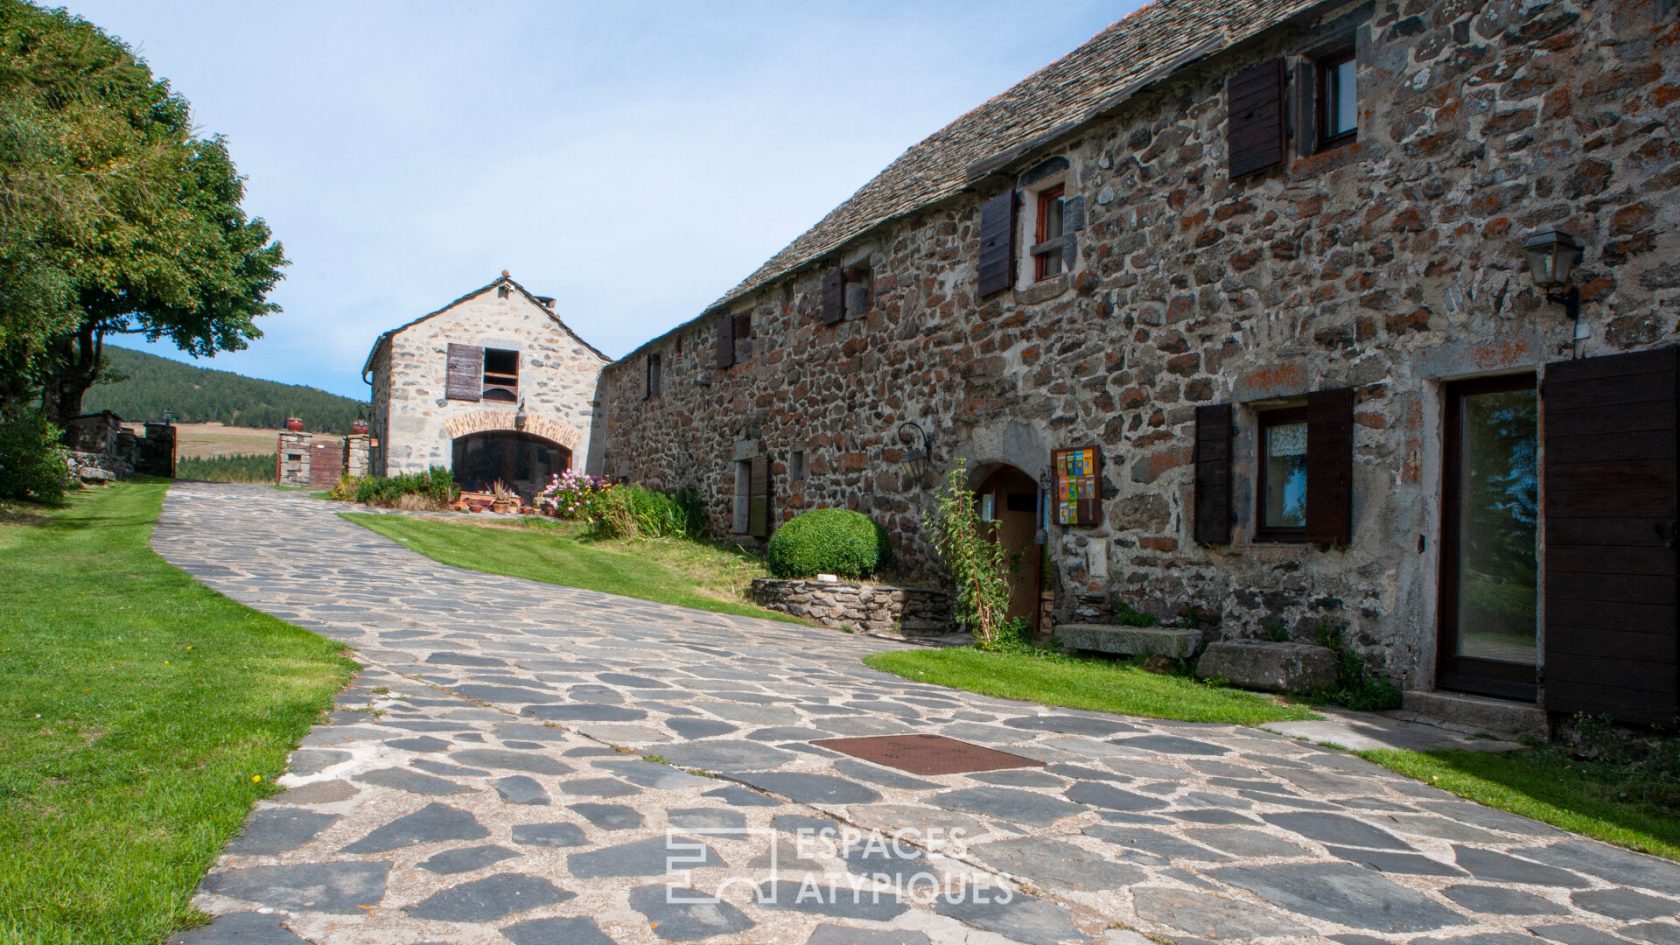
1363, 746, 1680, 861
0, 482, 354, 945
864, 646, 1319, 726
342, 512, 799, 623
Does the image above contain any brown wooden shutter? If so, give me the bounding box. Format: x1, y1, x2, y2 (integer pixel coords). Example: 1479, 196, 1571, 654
821, 266, 845, 325
1228, 58, 1286, 179
1306, 387, 1354, 545
714, 312, 734, 370
748, 455, 770, 538
977, 189, 1017, 298
1194, 404, 1234, 544
1542, 346, 1679, 723
445, 343, 483, 402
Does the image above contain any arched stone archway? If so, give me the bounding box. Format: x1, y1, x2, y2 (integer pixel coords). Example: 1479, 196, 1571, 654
451, 430, 572, 498
442, 409, 582, 452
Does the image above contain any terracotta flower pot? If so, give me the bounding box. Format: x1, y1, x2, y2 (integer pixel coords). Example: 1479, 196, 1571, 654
284, 417, 304, 432
351, 419, 368, 435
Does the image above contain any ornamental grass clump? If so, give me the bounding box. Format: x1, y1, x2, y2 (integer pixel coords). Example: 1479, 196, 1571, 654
584, 483, 705, 540
931, 459, 1028, 651
766, 508, 891, 579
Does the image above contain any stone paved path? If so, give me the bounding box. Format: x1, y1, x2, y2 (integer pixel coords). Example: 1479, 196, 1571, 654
156, 484, 1680, 945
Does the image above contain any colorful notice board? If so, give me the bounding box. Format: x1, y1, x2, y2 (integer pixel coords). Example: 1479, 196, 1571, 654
1052, 445, 1102, 527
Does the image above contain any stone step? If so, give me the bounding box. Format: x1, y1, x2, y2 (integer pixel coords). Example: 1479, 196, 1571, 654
1196, 641, 1337, 695
1052, 623, 1200, 659
1400, 689, 1550, 740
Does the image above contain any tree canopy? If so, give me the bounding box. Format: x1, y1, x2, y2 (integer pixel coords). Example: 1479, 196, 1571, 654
0, 0, 286, 424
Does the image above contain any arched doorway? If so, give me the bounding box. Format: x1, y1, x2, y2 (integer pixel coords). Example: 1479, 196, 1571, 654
975, 465, 1046, 636
452, 431, 571, 499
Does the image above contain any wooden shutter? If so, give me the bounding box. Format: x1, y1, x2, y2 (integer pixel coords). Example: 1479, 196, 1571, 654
1194, 404, 1233, 544
445, 343, 483, 402
1542, 347, 1679, 723
748, 455, 770, 538
1306, 387, 1354, 545
714, 312, 734, 370
1228, 58, 1286, 179
977, 189, 1017, 298
821, 266, 845, 325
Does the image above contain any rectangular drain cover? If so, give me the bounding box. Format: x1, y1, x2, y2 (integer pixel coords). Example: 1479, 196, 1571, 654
811, 734, 1043, 776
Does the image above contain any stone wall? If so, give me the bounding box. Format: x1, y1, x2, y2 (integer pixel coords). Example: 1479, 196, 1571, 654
598, 0, 1680, 688
344, 434, 370, 479
370, 282, 608, 478
277, 431, 311, 486
63, 412, 175, 482
750, 578, 952, 638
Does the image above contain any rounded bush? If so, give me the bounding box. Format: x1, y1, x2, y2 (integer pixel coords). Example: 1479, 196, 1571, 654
767, 508, 891, 579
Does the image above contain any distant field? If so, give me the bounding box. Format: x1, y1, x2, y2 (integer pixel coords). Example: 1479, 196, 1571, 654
128, 422, 342, 460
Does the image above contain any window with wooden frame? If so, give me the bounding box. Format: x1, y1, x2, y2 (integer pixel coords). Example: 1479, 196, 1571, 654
1031, 184, 1067, 282
732, 312, 752, 364
1257, 406, 1310, 540
481, 348, 519, 402
1315, 48, 1357, 150
645, 352, 662, 399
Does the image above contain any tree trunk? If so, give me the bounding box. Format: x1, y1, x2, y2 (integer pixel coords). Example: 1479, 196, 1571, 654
40, 323, 102, 429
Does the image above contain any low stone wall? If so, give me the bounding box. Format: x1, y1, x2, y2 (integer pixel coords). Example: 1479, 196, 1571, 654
750, 578, 952, 638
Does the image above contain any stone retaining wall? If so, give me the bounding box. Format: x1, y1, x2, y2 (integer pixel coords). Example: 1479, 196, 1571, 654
750, 578, 951, 638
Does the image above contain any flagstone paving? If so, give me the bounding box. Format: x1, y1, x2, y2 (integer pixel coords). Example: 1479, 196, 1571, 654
157, 484, 1680, 945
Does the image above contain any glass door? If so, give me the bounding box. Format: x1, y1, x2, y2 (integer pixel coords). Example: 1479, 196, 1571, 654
1438, 375, 1540, 701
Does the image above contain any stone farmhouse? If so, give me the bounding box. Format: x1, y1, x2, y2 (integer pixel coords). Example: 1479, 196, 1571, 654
363, 274, 609, 497
579, 0, 1680, 726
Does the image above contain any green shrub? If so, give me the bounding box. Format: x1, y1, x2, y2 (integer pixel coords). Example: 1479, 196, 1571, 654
327, 473, 361, 502
586, 484, 703, 540
353, 466, 456, 508
0, 407, 70, 504
175, 452, 273, 483
767, 508, 890, 579
1314, 622, 1403, 711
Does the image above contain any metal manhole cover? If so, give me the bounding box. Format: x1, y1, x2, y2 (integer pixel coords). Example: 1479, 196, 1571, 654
811, 734, 1043, 776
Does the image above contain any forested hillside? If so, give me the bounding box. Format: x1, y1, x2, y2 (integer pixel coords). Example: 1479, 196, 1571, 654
83, 346, 365, 432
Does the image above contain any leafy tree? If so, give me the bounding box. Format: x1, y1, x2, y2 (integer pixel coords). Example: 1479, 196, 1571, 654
0, 0, 286, 426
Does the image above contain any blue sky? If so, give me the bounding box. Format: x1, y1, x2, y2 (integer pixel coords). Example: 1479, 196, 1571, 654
63, 1, 1140, 399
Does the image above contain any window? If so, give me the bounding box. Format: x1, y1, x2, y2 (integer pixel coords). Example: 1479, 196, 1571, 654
482, 348, 518, 402
646, 352, 662, 398
732, 459, 751, 533
732, 312, 752, 364
1031, 184, 1066, 282
1316, 49, 1357, 149
789, 450, 805, 482
1258, 406, 1310, 539
843, 266, 872, 318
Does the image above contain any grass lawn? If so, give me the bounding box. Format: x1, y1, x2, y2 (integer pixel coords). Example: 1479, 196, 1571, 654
864, 646, 1319, 726
1362, 747, 1680, 861
0, 482, 354, 945
342, 512, 799, 623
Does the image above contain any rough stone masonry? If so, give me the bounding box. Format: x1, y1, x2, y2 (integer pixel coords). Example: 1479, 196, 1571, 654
593, 0, 1680, 692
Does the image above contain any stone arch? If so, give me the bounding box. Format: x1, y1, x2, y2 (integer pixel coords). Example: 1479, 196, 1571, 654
442, 409, 582, 451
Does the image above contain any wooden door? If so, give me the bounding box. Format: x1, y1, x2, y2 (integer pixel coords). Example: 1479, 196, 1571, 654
977, 466, 1043, 635
1541, 347, 1679, 724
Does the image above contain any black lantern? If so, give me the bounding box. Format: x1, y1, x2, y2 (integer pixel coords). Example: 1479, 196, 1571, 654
897, 421, 931, 485
1523, 229, 1583, 322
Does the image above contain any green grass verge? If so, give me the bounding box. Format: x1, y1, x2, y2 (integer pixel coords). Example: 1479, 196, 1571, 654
1361, 747, 1680, 862
864, 647, 1318, 726
0, 482, 355, 945
342, 513, 799, 623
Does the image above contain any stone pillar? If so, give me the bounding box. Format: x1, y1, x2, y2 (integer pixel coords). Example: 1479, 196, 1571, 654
137, 422, 176, 477
277, 431, 312, 486
343, 434, 370, 479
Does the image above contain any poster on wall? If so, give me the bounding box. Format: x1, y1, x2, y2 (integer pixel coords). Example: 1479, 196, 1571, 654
1052, 445, 1102, 527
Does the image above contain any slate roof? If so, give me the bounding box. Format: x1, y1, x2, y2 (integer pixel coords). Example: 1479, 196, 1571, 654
361, 274, 611, 380
699, 0, 1328, 317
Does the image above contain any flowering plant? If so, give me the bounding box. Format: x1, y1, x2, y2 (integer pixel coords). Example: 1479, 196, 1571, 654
537, 469, 611, 519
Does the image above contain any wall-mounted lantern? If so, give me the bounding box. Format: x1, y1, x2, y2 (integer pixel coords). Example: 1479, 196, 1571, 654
514, 398, 529, 432
1522, 229, 1584, 323
897, 421, 932, 485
